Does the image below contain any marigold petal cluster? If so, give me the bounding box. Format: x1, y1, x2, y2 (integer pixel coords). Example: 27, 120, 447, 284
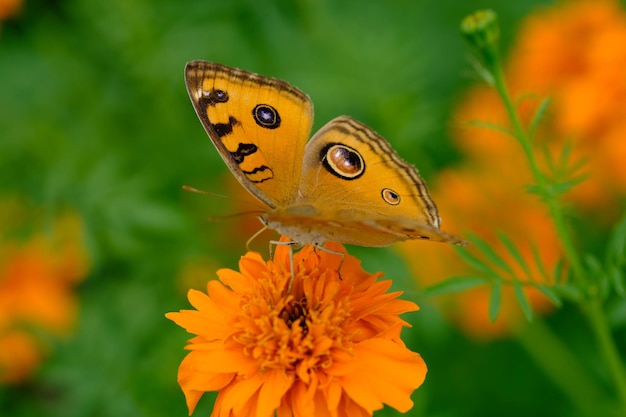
167, 242, 426, 417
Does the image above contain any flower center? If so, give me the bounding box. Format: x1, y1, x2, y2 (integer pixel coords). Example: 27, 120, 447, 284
280, 297, 309, 335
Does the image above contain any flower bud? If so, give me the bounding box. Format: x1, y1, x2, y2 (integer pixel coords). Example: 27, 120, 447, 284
460, 9, 501, 69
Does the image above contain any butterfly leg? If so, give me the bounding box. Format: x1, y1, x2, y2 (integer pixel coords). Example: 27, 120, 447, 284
314, 243, 346, 279
246, 223, 270, 252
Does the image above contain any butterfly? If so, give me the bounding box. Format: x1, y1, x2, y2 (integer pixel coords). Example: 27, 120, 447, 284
185, 61, 466, 248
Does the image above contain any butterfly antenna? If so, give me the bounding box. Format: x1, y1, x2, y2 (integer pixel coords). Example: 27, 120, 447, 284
182, 185, 227, 198
182, 185, 267, 211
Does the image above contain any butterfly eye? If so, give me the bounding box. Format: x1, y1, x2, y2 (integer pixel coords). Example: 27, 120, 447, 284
253, 104, 281, 129
322, 144, 365, 180
381, 188, 401, 205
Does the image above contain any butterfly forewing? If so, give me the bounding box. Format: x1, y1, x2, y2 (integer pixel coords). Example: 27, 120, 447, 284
185, 61, 314, 208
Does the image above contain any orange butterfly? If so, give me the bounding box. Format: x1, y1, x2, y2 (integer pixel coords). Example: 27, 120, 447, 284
185, 61, 466, 247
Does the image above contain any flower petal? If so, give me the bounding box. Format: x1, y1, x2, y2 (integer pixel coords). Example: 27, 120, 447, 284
256, 369, 294, 417
165, 309, 233, 341
219, 373, 264, 415
181, 343, 258, 375
329, 338, 427, 413
206, 280, 241, 315
289, 379, 317, 417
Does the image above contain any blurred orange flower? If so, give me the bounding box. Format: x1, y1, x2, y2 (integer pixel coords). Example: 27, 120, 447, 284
484, 0, 626, 213
0, 0, 21, 21
167, 242, 426, 417
400, 165, 560, 339
400, 0, 626, 339
0, 199, 90, 383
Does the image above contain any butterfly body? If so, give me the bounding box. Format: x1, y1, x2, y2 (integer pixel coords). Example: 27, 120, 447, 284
263, 207, 446, 247
185, 61, 466, 247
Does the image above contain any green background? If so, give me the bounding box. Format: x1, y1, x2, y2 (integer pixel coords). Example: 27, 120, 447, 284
0, 1, 609, 416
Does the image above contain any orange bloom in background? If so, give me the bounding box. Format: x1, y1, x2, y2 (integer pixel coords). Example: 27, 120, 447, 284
0, 0, 21, 21
508, 0, 626, 140
401, 0, 626, 339
0, 199, 90, 383
400, 166, 560, 339
513, 0, 626, 216
401, 69, 562, 340
167, 241, 426, 417
480, 0, 626, 214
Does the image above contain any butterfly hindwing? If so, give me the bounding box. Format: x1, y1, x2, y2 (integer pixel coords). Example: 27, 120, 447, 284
298, 116, 441, 227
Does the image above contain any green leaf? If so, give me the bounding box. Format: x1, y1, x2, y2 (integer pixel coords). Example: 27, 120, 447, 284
584, 254, 610, 299
528, 97, 551, 140
608, 266, 626, 297
498, 231, 533, 281
489, 281, 502, 322
553, 258, 564, 282
467, 232, 514, 275
526, 183, 551, 199
543, 140, 589, 191
467, 119, 512, 137
513, 280, 533, 321
535, 284, 563, 307
530, 244, 550, 284
539, 143, 556, 178
608, 214, 626, 266
553, 283, 583, 302
419, 276, 489, 298
454, 245, 501, 279
558, 140, 575, 169
567, 155, 589, 176
551, 175, 589, 195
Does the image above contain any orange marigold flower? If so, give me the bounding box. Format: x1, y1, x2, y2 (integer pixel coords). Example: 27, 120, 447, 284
167, 242, 426, 417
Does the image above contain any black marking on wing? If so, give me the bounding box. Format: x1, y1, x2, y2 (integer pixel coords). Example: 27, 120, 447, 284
319, 142, 365, 180
230, 143, 258, 164
199, 89, 229, 107
252, 104, 281, 129
242, 165, 274, 183
329, 117, 441, 228
211, 116, 239, 137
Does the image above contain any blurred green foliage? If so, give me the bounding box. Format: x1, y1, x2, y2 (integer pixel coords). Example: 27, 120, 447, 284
0, 0, 590, 416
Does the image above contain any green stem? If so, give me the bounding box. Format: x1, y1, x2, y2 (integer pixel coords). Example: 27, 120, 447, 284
515, 319, 612, 416
490, 56, 626, 414
585, 300, 626, 410
490, 61, 585, 282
